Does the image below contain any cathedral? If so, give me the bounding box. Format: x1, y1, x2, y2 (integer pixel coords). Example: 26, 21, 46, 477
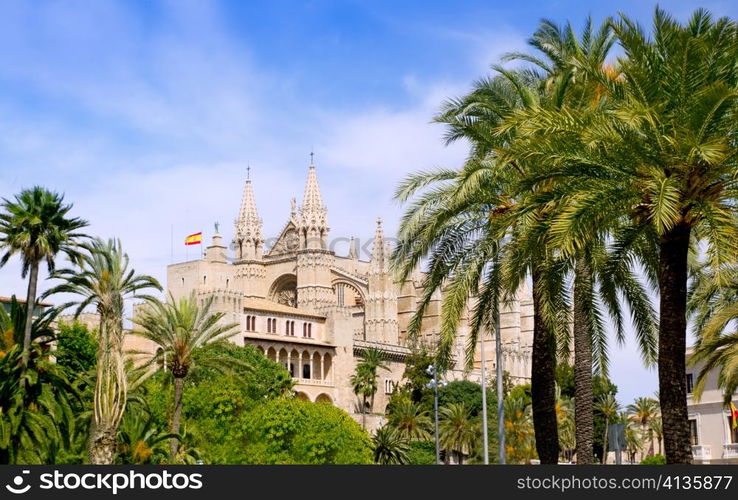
165, 160, 535, 429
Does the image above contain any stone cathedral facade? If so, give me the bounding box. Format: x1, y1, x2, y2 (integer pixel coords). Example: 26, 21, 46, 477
165, 161, 535, 429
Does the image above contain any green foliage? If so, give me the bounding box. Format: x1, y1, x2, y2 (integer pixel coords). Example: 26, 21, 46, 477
640, 454, 666, 465
407, 440, 436, 465
239, 399, 373, 464
137, 343, 298, 463
54, 321, 98, 374
372, 425, 410, 464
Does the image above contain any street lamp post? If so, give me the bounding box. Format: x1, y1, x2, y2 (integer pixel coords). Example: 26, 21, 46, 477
495, 291, 506, 464
426, 365, 446, 464
480, 330, 489, 464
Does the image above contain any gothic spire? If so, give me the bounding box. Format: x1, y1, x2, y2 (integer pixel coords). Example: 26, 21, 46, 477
299, 160, 328, 249
234, 171, 263, 259
370, 217, 388, 273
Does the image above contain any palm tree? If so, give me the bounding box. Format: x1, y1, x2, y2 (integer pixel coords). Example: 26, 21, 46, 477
372, 425, 410, 465
351, 364, 375, 429
387, 399, 432, 441
688, 264, 738, 402
130, 292, 239, 461
500, 8, 738, 463
0, 187, 87, 366
623, 417, 643, 463
651, 416, 664, 456
0, 304, 78, 464
555, 391, 575, 462
44, 238, 161, 464
351, 347, 389, 428
503, 395, 536, 464
117, 405, 177, 465
627, 397, 660, 456
595, 394, 620, 464
439, 403, 478, 464
393, 69, 567, 464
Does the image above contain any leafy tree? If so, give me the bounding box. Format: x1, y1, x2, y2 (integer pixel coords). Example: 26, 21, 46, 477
0, 186, 87, 366
45, 238, 161, 464
627, 397, 660, 456
54, 320, 98, 374
136, 343, 294, 463
130, 292, 239, 460
238, 399, 373, 464
407, 440, 436, 465
372, 425, 410, 465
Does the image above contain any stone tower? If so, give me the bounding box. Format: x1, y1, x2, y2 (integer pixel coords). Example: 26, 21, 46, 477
296, 161, 334, 311
233, 172, 266, 298
365, 218, 399, 344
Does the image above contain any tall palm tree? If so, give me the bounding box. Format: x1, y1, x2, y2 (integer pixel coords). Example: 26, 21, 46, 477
387, 399, 432, 441
44, 238, 161, 464
351, 347, 389, 428
372, 425, 410, 465
0, 187, 87, 366
627, 397, 660, 456
351, 364, 375, 430
498, 8, 738, 463
651, 416, 664, 455
130, 292, 239, 461
595, 394, 620, 464
439, 403, 478, 464
394, 68, 568, 464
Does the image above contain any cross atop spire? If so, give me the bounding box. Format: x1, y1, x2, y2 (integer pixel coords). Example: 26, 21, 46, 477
309, 150, 314, 165
247, 164, 251, 180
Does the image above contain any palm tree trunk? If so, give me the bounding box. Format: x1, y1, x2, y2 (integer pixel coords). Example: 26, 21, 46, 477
89, 424, 117, 464
170, 376, 185, 461
602, 417, 609, 464
531, 265, 559, 464
21, 261, 39, 367
573, 257, 594, 464
362, 395, 367, 429
658, 223, 692, 464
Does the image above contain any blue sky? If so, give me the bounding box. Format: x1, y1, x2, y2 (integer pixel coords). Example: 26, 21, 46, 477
1, 0, 736, 405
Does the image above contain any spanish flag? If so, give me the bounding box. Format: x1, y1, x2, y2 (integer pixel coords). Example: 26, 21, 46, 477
184, 232, 202, 246
730, 402, 738, 430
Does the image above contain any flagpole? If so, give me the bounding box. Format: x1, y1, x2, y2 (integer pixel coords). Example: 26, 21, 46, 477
170, 224, 174, 264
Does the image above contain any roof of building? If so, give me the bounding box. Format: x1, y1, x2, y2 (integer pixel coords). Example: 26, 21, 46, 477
0, 295, 53, 307
243, 297, 326, 319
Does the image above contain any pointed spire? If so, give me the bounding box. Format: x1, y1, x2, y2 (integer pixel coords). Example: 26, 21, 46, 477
234, 170, 263, 259
299, 160, 328, 249
370, 218, 388, 273
301, 163, 325, 212
348, 236, 359, 259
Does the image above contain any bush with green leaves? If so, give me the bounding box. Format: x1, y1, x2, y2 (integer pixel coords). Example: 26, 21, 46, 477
640, 454, 666, 465
239, 398, 373, 464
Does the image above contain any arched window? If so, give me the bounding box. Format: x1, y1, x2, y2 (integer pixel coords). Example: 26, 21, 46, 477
203, 276, 207, 285
181, 277, 185, 286
290, 321, 295, 336
302, 323, 307, 337
302, 364, 311, 379
226, 278, 230, 288
308, 323, 312, 338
